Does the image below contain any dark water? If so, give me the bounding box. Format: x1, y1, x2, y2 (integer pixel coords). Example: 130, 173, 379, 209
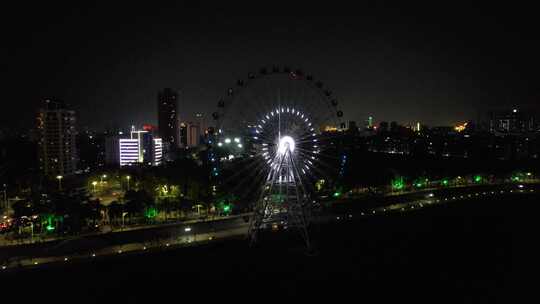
2, 194, 537, 303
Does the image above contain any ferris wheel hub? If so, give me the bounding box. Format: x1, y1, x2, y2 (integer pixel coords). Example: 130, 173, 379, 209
277, 135, 296, 155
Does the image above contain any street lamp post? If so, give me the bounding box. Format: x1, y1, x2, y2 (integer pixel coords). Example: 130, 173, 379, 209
56, 175, 63, 191
99, 174, 107, 193
92, 181, 98, 193
193, 204, 203, 216
121, 212, 128, 230
126, 176, 131, 191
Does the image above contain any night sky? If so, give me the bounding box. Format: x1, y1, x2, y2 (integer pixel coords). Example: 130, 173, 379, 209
2, 3, 539, 132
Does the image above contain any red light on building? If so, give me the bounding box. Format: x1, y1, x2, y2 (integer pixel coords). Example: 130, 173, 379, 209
143, 124, 157, 132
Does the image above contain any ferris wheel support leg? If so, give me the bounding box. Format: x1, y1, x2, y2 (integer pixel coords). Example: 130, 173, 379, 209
248, 153, 287, 246
290, 151, 313, 250
248, 198, 267, 246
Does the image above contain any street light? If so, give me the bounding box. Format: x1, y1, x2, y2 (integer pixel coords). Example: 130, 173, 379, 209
126, 175, 131, 191
92, 181, 98, 193
56, 175, 63, 191
193, 204, 204, 216
100, 174, 107, 184
121, 212, 128, 230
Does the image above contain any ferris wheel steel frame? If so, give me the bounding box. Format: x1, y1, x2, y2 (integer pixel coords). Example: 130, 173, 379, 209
212, 66, 345, 248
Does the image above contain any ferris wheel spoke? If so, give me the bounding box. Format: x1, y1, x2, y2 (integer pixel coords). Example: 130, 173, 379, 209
221, 160, 268, 191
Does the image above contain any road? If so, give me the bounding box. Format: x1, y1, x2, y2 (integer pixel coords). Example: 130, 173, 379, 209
1, 182, 538, 271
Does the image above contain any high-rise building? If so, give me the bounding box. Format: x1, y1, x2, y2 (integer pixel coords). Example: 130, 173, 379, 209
187, 122, 200, 148
179, 122, 187, 147
195, 113, 205, 134
347, 121, 358, 132
37, 99, 78, 177
157, 88, 179, 148
118, 128, 162, 167
105, 134, 121, 166
77, 130, 106, 170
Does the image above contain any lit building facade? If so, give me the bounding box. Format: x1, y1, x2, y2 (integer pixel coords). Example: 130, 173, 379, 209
116, 128, 163, 167
37, 99, 78, 177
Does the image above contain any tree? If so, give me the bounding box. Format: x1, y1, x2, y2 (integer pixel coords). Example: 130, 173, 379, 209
125, 189, 153, 224
12, 200, 32, 219
108, 201, 123, 225
84, 199, 102, 227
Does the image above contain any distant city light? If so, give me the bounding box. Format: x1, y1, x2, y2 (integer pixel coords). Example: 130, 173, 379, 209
225, 138, 231, 144
454, 122, 468, 132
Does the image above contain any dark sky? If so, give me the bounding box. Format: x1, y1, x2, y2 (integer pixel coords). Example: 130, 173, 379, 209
2, 3, 539, 131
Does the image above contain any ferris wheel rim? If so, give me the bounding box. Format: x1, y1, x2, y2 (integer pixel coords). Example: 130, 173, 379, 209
212, 65, 346, 133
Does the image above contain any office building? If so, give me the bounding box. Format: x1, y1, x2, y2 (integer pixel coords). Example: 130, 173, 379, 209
118, 128, 162, 167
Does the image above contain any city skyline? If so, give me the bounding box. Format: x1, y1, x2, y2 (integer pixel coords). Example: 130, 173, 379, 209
2, 4, 539, 132
1, 5, 538, 299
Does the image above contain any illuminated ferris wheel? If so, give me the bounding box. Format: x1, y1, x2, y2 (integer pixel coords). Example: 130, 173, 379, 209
211, 66, 345, 247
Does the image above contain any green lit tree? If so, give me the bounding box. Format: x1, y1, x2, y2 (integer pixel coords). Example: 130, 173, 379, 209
391, 176, 405, 191
125, 189, 153, 223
